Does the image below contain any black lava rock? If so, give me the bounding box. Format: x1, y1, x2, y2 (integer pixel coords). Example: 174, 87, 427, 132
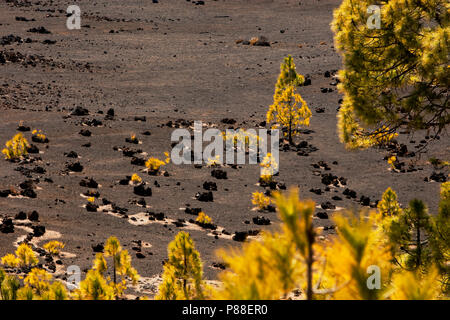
67, 162, 83, 172
70, 106, 89, 116
92, 243, 104, 253
185, 207, 202, 215
321, 202, 336, 210
343, 188, 357, 198
252, 216, 271, 225
86, 203, 99, 212
0, 219, 14, 233
28, 210, 39, 221
32, 225, 45, 237
232, 231, 248, 242
195, 191, 213, 202
203, 181, 217, 191
315, 212, 329, 219
80, 178, 98, 188
211, 169, 227, 179
15, 211, 27, 220
360, 196, 371, 206
79, 129, 92, 137
134, 184, 152, 197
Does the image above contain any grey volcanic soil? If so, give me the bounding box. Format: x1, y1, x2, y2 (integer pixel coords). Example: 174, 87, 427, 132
0, 0, 448, 294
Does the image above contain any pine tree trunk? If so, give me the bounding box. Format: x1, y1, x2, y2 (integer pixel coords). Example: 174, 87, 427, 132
306, 242, 313, 300
416, 225, 421, 269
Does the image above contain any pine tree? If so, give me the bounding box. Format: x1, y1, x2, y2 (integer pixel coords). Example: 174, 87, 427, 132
324, 210, 392, 300
156, 231, 207, 300
267, 86, 312, 144
273, 188, 316, 299
429, 182, 450, 293
76, 236, 139, 299
267, 56, 311, 145
378, 187, 402, 217
332, 0, 449, 148
274, 55, 305, 98
215, 232, 300, 300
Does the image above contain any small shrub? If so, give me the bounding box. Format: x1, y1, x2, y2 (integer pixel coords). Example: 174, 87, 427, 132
2, 133, 29, 160
126, 134, 139, 144
131, 173, 142, 184
43, 241, 65, 255
1, 243, 38, 269
196, 212, 213, 226
206, 155, 222, 168
145, 157, 166, 175
31, 130, 48, 143
260, 153, 278, 183
252, 191, 271, 210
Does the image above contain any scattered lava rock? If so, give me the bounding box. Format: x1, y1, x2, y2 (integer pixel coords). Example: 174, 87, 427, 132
19, 181, 37, 198
134, 184, 152, 197
315, 211, 329, 219
185, 207, 202, 215
15, 211, 27, 220
0, 218, 14, 233
131, 157, 146, 166
86, 203, 99, 212
148, 211, 165, 221
42, 39, 56, 45
79, 177, 98, 188
195, 191, 213, 202
252, 216, 271, 225
429, 172, 447, 182
0, 190, 11, 197
360, 196, 371, 206
79, 129, 92, 137
32, 225, 45, 237
249, 36, 270, 46
26, 144, 39, 153
195, 220, 217, 230
27, 27, 51, 34
221, 118, 236, 125
203, 181, 217, 191
343, 188, 357, 198
92, 243, 104, 253
232, 231, 248, 242
321, 173, 338, 186
28, 210, 39, 221
212, 262, 227, 270
17, 124, 30, 131
321, 202, 336, 210
70, 106, 89, 116
211, 169, 227, 179
67, 162, 83, 172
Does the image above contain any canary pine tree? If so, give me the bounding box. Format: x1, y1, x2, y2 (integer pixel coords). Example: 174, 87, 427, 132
272, 188, 316, 299
267, 86, 312, 145
429, 182, 450, 293
324, 211, 392, 300
156, 231, 208, 300
274, 55, 305, 98
332, 0, 449, 148
267, 56, 311, 145
75, 236, 139, 300
211, 187, 446, 300
214, 231, 300, 300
